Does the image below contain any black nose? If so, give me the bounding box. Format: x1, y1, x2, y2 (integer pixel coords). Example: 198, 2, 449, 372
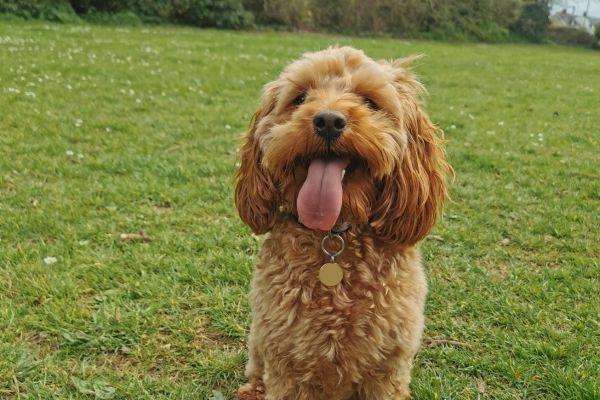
313, 111, 346, 141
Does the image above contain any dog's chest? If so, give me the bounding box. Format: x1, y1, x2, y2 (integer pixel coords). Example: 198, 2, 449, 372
249, 237, 414, 376
252, 232, 396, 330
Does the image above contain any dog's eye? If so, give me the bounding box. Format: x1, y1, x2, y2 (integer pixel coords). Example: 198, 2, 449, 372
293, 92, 307, 106
363, 98, 379, 111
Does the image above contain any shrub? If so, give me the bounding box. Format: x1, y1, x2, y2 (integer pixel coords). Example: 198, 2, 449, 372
426, 0, 519, 42
127, 0, 173, 24
548, 26, 598, 48
69, 0, 173, 23
243, 0, 308, 28
510, 0, 550, 43
81, 10, 143, 25
2, 0, 253, 28
172, 0, 253, 29
69, 0, 124, 13
0, 0, 79, 22
246, 0, 520, 42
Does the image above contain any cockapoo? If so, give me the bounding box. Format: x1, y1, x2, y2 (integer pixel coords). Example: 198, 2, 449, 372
235, 46, 452, 400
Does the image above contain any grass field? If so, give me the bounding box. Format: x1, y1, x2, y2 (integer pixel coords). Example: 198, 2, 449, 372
0, 20, 598, 399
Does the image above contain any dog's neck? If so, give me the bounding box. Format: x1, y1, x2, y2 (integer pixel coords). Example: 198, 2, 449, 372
302, 220, 351, 234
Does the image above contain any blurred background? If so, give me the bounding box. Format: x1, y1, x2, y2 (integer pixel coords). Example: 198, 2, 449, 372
1, 0, 599, 48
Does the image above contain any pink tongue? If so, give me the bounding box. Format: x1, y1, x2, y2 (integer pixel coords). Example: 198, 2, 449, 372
297, 159, 348, 231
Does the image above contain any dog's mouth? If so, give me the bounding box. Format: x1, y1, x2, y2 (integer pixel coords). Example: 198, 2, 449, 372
296, 157, 352, 231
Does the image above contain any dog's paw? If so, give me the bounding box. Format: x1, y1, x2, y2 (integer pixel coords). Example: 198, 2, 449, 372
237, 377, 265, 400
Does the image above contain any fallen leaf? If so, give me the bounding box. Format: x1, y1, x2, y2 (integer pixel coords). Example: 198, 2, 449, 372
476, 379, 486, 394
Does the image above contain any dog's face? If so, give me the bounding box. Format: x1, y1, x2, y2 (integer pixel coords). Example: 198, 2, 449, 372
236, 47, 450, 245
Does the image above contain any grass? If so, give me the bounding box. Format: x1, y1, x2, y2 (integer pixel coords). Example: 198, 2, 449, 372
0, 20, 598, 399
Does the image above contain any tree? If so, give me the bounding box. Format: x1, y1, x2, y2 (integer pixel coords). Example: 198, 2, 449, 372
511, 0, 551, 42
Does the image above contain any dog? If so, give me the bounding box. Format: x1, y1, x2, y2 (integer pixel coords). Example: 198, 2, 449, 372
235, 46, 452, 400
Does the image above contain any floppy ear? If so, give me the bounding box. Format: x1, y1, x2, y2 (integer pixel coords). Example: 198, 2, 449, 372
234, 84, 279, 234
370, 83, 452, 245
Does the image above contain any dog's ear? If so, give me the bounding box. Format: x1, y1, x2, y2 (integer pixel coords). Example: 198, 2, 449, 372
235, 83, 279, 234
370, 67, 452, 245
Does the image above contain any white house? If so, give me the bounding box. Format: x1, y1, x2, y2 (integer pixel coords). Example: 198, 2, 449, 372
550, 9, 596, 35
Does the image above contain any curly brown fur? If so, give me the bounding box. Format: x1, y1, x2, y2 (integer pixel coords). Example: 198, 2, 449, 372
235, 47, 452, 400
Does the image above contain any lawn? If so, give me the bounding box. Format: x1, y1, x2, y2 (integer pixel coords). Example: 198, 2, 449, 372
0, 20, 598, 399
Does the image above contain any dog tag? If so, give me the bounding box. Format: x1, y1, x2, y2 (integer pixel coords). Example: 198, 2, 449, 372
319, 262, 343, 286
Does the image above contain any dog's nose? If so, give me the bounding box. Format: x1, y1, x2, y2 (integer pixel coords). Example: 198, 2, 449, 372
313, 111, 346, 141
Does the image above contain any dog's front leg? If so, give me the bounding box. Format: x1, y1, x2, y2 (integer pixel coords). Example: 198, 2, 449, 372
237, 375, 266, 400
238, 318, 266, 400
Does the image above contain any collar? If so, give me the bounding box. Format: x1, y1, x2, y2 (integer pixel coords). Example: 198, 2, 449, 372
295, 218, 351, 234
278, 206, 352, 234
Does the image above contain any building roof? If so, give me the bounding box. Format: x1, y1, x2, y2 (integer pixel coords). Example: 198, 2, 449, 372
550, 10, 596, 34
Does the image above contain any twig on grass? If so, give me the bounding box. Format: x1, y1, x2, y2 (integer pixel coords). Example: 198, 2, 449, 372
119, 231, 152, 242
423, 336, 473, 350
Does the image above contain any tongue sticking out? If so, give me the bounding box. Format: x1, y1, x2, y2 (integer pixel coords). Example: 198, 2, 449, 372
297, 158, 349, 231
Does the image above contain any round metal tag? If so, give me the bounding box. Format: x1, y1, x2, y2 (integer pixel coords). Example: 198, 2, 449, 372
319, 262, 343, 286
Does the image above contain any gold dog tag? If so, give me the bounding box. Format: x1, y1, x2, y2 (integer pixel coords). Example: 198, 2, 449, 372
319, 262, 343, 286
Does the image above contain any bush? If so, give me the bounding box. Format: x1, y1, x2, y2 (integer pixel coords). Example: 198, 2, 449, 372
81, 10, 143, 25
242, 0, 308, 28
510, 0, 550, 42
0, 0, 79, 22
69, 0, 124, 13
548, 26, 598, 48
1, 0, 253, 28
420, 0, 519, 42
2, 0, 595, 48
126, 0, 173, 24
69, 0, 173, 23
245, 0, 520, 42
172, 0, 253, 29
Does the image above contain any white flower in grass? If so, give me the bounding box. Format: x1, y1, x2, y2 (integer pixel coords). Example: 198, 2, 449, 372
43, 256, 58, 265
66, 150, 83, 160
74, 119, 83, 127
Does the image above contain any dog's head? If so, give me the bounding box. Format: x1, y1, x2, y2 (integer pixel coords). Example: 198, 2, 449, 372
235, 46, 451, 246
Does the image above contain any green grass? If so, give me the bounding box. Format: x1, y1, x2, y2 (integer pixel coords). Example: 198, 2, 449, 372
0, 21, 598, 399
